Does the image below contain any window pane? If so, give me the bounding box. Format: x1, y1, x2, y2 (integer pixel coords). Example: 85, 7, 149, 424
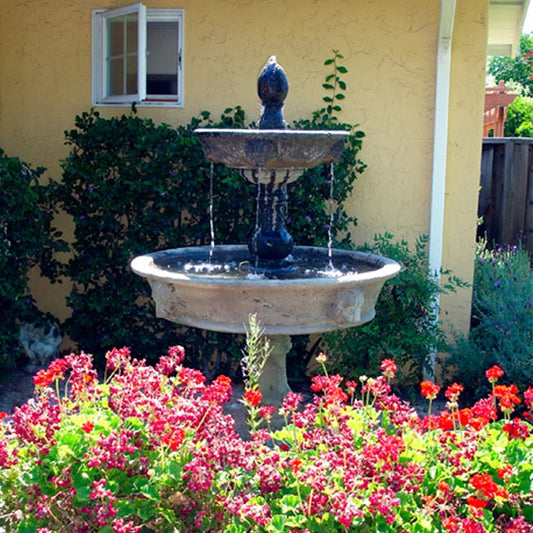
146, 21, 178, 96
126, 56, 138, 94
106, 12, 139, 97
127, 20, 138, 53
108, 19, 124, 56
108, 58, 124, 95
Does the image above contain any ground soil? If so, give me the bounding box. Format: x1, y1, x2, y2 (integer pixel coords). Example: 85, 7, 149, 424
0, 368, 36, 415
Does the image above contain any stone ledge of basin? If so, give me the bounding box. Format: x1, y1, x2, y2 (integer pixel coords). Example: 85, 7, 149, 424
149, 311, 378, 336
130, 245, 400, 285
194, 129, 350, 137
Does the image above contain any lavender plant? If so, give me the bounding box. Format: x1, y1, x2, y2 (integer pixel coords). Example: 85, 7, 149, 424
448, 240, 533, 398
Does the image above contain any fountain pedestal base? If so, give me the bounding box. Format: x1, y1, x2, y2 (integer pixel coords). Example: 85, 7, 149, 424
258, 334, 292, 408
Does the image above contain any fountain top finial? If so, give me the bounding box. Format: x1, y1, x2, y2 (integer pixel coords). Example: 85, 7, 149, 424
257, 56, 289, 129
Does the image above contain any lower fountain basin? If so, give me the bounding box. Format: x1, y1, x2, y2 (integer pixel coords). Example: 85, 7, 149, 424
131, 245, 400, 335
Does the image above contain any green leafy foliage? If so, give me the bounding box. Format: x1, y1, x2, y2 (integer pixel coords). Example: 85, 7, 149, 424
504, 96, 533, 137
447, 241, 533, 400
323, 234, 466, 385
0, 149, 66, 367
54, 51, 365, 370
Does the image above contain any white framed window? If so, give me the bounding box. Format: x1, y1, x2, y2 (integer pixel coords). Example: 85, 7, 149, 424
92, 3, 183, 107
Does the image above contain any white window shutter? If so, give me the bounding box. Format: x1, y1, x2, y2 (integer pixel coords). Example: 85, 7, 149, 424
92, 3, 147, 105
137, 3, 147, 102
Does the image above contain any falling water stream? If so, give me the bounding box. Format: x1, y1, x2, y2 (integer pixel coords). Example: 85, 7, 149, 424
254, 168, 262, 268
206, 163, 339, 273
327, 163, 335, 268
209, 162, 215, 262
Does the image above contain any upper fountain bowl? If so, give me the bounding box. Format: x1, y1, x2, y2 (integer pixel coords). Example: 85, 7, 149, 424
195, 129, 349, 171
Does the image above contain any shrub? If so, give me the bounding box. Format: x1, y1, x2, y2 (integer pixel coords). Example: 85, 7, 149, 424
504, 96, 533, 137
53, 51, 365, 371
447, 241, 533, 400
322, 233, 466, 386
0, 148, 65, 368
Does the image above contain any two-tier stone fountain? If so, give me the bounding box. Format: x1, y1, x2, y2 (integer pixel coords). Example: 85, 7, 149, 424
131, 57, 400, 406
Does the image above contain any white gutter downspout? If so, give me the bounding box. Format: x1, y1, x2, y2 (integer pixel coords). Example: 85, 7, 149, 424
427, 0, 456, 381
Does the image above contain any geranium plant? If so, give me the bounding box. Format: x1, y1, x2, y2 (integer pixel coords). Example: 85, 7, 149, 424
0, 322, 532, 532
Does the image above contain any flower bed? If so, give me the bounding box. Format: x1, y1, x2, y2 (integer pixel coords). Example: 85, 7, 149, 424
0, 342, 532, 532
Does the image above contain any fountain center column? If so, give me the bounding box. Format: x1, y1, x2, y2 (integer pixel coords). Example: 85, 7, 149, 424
248, 182, 293, 261
257, 334, 292, 408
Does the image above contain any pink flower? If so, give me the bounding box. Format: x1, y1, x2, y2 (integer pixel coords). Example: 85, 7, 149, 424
105, 347, 131, 372
502, 418, 531, 440
380, 358, 397, 379
258, 405, 275, 420
111, 518, 141, 533
280, 391, 303, 414
167, 345, 185, 364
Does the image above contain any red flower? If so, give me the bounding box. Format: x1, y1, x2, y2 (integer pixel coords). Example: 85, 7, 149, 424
244, 388, 262, 407
288, 458, 302, 473
497, 464, 513, 480
33, 368, 54, 388
467, 496, 488, 509
439, 481, 451, 493
469, 473, 508, 500
161, 427, 186, 451
33, 358, 68, 388
81, 421, 95, 433
437, 412, 454, 430
485, 365, 504, 383
445, 383, 464, 402
420, 381, 441, 400
493, 384, 521, 415
204, 375, 232, 404
455, 408, 472, 427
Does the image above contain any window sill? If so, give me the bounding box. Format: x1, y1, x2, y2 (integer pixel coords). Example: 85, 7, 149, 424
93, 101, 184, 108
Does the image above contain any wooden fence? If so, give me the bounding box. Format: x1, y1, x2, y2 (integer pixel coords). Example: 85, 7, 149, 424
479, 138, 533, 254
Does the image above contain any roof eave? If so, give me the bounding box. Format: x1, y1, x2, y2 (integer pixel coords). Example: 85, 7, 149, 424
488, 0, 530, 56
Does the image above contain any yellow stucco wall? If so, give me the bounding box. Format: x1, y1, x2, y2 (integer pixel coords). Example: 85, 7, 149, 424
0, 0, 486, 336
